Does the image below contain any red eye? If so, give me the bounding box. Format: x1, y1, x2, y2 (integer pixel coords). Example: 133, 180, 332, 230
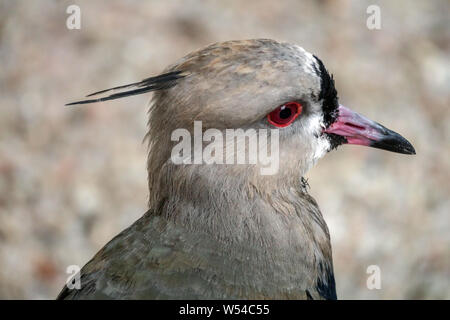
267, 102, 302, 127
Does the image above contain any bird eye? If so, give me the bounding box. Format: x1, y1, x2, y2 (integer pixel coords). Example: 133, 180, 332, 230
267, 102, 302, 127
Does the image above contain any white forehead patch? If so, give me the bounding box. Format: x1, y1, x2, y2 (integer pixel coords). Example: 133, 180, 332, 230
291, 45, 321, 98
293, 45, 318, 77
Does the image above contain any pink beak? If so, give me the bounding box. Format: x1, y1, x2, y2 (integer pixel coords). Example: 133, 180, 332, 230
324, 105, 415, 155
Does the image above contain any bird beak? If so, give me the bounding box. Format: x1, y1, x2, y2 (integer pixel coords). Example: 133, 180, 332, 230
324, 105, 416, 155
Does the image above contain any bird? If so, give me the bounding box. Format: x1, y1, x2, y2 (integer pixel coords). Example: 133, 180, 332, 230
58, 39, 415, 300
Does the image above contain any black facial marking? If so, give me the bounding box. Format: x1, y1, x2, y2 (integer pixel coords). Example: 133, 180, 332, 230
327, 133, 347, 151
312, 55, 346, 151
312, 55, 339, 128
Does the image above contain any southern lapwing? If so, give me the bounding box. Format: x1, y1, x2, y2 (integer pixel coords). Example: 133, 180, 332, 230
58, 39, 415, 300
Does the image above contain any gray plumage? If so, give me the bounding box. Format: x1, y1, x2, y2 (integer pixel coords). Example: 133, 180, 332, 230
59, 39, 414, 300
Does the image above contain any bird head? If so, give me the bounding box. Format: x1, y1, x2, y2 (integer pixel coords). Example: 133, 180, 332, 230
67, 39, 415, 204
147, 40, 414, 189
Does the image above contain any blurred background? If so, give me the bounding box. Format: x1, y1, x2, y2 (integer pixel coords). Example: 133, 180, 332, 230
0, 0, 448, 299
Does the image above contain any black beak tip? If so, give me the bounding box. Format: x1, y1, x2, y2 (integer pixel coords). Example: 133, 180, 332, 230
406, 142, 416, 155
400, 141, 416, 155
370, 135, 416, 155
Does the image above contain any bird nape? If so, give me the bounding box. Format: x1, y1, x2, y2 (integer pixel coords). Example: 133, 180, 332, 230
59, 39, 415, 300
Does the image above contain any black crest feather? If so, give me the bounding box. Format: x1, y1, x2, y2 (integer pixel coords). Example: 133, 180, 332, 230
66, 71, 185, 106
